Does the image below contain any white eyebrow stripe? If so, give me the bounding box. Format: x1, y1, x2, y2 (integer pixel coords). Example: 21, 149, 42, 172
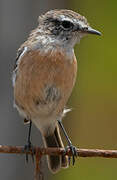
59, 15, 75, 23
59, 15, 86, 27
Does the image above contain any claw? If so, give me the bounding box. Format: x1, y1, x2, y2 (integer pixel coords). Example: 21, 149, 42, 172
57, 120, 78, 165
65, 145, 78, 165
23, 142, 35, 163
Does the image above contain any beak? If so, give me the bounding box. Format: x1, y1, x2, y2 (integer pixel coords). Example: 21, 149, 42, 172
81, 26, 101, 36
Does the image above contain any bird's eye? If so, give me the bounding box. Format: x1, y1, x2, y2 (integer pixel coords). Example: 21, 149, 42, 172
61, 20, 73, 30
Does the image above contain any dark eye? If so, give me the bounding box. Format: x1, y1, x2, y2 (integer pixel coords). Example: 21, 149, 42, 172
61, 20, 73, 30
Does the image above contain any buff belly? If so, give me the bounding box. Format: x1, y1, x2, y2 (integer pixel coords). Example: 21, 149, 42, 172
14, 49, 77, 134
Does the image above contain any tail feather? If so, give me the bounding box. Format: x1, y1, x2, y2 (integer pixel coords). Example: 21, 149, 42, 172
43, 125, 68, 173
54, 125, 68, 168
44, 132, 61, 172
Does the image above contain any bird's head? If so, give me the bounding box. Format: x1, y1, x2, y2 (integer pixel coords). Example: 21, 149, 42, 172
38, 9, 101, 48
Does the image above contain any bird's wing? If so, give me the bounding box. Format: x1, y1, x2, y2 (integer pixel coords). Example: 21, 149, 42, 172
13, 47, 25, 71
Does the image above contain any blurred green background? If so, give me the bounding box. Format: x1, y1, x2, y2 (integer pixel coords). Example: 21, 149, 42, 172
53, 0, 117, 180
0, 0, 117, 179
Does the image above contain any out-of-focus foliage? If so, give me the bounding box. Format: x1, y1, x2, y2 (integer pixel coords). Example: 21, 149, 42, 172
53, 0, 117, 179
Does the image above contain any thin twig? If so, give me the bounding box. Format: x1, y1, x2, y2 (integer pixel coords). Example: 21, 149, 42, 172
1, 145, 117, 180
0, 145, 117, 158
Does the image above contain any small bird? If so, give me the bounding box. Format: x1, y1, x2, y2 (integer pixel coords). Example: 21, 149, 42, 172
13, 9, 101, 173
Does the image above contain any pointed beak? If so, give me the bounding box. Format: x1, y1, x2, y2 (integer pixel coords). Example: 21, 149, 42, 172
86, 26, 101, 35
81, 26, 101, 36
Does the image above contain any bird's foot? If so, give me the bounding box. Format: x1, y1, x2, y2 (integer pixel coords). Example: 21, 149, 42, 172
23, 141, 35, 163
64, 144, 78, 165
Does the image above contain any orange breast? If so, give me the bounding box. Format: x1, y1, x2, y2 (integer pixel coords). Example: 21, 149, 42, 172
14, 49, 77, 119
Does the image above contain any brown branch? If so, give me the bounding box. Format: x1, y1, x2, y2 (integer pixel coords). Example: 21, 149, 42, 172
1, 145, 117, 180
0, 145, 117, 158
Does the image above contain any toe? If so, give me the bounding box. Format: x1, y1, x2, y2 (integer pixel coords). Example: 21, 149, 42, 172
66, 145, 78, 166
23, 142, 35, 163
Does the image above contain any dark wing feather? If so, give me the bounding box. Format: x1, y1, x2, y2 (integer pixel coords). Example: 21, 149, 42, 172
13, 47, 25, 71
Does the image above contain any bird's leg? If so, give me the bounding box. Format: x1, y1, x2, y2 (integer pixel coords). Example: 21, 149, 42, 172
57, 120, 78, 165
24, 120, 34, 162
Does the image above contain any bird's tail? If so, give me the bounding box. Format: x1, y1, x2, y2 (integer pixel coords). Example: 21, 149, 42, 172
42, 124, 68, 173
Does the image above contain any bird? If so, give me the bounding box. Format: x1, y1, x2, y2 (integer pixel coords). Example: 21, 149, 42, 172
12, 9, 101, 173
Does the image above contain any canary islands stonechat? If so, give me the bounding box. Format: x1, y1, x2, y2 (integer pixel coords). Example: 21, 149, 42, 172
12, 9, 101, 173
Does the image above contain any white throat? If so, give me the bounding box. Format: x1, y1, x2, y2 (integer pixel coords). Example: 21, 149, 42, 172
33, 33, 77, 59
